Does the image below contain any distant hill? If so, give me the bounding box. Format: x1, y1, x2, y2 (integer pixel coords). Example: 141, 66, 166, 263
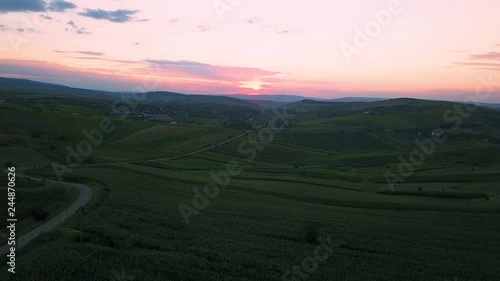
325, 97, 387, 103
226, 94, 305, 102
0, 77, 110, 97
2, 77, 499, 109
478, 102, 500, 109
225, 94, 386, 103
0, 77, 256, 108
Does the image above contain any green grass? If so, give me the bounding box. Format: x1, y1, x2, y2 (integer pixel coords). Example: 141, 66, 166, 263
0, 146, 50, 166
2, 166, 500, 281
274, 130, 394, 152
0, 181, 79, 244
2, 94, 500, 280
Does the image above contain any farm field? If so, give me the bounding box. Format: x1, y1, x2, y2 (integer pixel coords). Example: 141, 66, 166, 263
1, 89, 500, 280
0, 178, 79, 245
2, 165, 499, 281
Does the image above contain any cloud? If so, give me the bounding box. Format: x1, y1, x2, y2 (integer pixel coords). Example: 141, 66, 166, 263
56, 55, 140, 65
75, 29, 91, 35
65, 20, 91, 34
144, 59, 282, 81
67, 20, 77, 28
78, 9, 142, 23
0, 0, 46, 13
54, 50, 105, 56
469, 52, 500, 61
40, 14, 53, 19
242, 17, 262, 25
275, 28, 301, 35
0, 24, 10, 31
454, 62, 500, 71
456, 62, 500, 67
47, 0, 76, 12
240, 17, 301, 35
168, 18, 181, 24
16, 27, 37, 33
0, 0, 76, 13
0, 59, 150, 91
196, 24, 211, 32
454, 46, 500, 71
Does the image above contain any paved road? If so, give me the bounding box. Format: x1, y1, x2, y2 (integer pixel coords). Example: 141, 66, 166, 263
0, 182, 91, 255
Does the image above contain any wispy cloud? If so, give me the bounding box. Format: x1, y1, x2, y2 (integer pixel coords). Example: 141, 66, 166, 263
67, 20, 77, 28
65, 20, 91, 34
0, 59, 148, 91
64, 56, 141, 65
454, 45, 500, 71
16, 27, 37, 33
469, 52, 500, 61
196, 24, 211, 32
144, 59, 282, 81
54, 50, 105, 56
239, 17, 301, 35
168, 18, 181, 24
40, 14, 53, 20
456, 62, 500, 67
79, 9, 145, 23
275, 28, 301, 35
47, 0, 76, 12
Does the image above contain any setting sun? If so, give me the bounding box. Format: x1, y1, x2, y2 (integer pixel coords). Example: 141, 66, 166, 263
239, 80, 264, 91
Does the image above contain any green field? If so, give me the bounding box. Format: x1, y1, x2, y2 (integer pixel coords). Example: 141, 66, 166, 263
0, 179, 79, 244
1, 90, 500, 280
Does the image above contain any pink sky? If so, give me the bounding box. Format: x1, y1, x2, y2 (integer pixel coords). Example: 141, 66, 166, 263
0, 0, 499, 101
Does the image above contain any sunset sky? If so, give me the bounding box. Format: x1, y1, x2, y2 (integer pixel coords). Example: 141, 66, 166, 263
0, 0, 499, 101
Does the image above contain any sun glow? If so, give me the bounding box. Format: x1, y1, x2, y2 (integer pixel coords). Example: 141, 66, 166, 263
239, 80, 264, 91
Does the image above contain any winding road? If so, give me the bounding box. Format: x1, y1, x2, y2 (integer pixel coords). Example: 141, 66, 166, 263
0, 132, 244, 255
0, 181, 91, 255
